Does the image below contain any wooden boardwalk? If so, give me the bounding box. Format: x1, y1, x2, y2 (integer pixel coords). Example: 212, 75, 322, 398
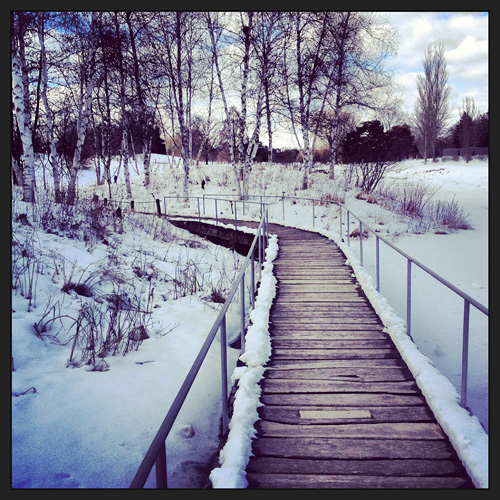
243, 224, 474, 489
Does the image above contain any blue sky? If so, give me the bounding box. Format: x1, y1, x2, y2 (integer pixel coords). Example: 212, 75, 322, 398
386, 11, 488, 120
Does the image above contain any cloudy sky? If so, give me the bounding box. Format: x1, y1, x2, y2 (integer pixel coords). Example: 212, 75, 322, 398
386, 11, 489, 121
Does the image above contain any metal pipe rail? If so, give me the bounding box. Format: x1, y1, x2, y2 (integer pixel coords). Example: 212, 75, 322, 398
129, 208, 269, 489
336, 203, 488, 409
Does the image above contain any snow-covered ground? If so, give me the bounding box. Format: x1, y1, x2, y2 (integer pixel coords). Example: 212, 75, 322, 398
12, 155, 488, 488
12, 191, 248, 488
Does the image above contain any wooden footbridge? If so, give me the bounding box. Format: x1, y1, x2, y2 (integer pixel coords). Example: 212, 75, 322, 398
131, 207, 477, 489
234, 222, 474, 489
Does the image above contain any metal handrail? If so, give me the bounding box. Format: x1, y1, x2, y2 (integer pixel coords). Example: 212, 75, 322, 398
129, 204, 269, 489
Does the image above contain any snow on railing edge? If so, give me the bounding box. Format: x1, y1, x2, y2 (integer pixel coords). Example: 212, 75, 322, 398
209, 234, 279, 489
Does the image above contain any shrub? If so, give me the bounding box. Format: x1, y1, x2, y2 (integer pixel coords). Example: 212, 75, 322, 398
67, 288, 153, 369
432, 198, 472, 230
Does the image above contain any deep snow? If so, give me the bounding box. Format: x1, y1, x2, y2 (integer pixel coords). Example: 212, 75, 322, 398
12, 155, 488, 488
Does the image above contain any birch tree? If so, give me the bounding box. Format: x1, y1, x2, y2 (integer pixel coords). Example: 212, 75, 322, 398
37, 12, 62, 202
153, 12, 198, 200
66, 12, 99, 205
206, 12, 242, 197
319, 12, 398, 179
125, 12, 155, 187
253, 12, 283, 166
113, 12, 132, 198
282, 12, 330, 189
12, 12, 36, 203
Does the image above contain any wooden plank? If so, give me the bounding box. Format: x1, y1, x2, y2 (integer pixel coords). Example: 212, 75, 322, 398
251, 437, 457, 460
271, 306, 375, 313
260, 393, 427, 407
261, 379, 419, 394
265, 366, 413, 382
271, 318, 382, 326
268, 331, 388, 340
275, 296, 366, 303
266, 358, 406, 368
254, 421, 446, 439
270, 313, 380, 320
270, 348, 400, 360
258, 405, 436, 424
298, 409, 372, 419
270, 339, 392, 349
247, 457, 470, 478
270, 324, 384, 331
277, 279, 355, 284
277, 285, 360, 293
247, 473, 473, 489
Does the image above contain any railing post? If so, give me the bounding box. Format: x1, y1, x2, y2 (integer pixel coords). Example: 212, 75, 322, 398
359, 221, 363, 266
339, 205, 342, 240
258, 228, 262, 279
156, 199, 161, 216
406, 259, 412, 338
215, 199, 218, 225
312, 200, 315, 228
347, 211, 350, 246
376, 235, 380, 292
220, 315, 229, 435
461, 300, 470, 408
202, 194, 205, 215
250, 253, 255, 310
240, 275, 245, 354
155, 442, 167, 488
197, 197, 201, 224
234, 201, 238, 231
282, 192, 285, 221
265, 207, 269, 247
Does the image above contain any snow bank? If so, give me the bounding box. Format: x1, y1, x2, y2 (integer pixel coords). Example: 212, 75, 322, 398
209, 234, 278, 488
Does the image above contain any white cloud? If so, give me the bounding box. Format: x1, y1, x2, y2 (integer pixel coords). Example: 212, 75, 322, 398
446, 35, 488, 64
387, 12, 488, 118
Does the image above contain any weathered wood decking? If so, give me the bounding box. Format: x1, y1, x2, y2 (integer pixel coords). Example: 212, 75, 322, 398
244, 224, 474, 489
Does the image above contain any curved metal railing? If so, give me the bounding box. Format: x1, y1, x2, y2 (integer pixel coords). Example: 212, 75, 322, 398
129, 201, 269, 488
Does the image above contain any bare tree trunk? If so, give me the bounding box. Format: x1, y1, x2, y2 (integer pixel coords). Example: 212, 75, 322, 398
237, 13, 253, 199
12, 14, 35, 203
175, 12, 190, 200
126, 12, 150, 187
67, 13, 98, 206
114, 13, 133, 199
207, 13, 242, 197
243, 81, 265, 198
196, 57, 214, 164
37, 14, 62, 202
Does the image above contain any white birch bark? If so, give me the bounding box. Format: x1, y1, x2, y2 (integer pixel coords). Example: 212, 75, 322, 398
67, 13, 98, 205
238, 14, 252, 198
37, 15, 62, 202
242, 81, 264, 198
207, 13, 242, 197
12, 35, 35, 203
